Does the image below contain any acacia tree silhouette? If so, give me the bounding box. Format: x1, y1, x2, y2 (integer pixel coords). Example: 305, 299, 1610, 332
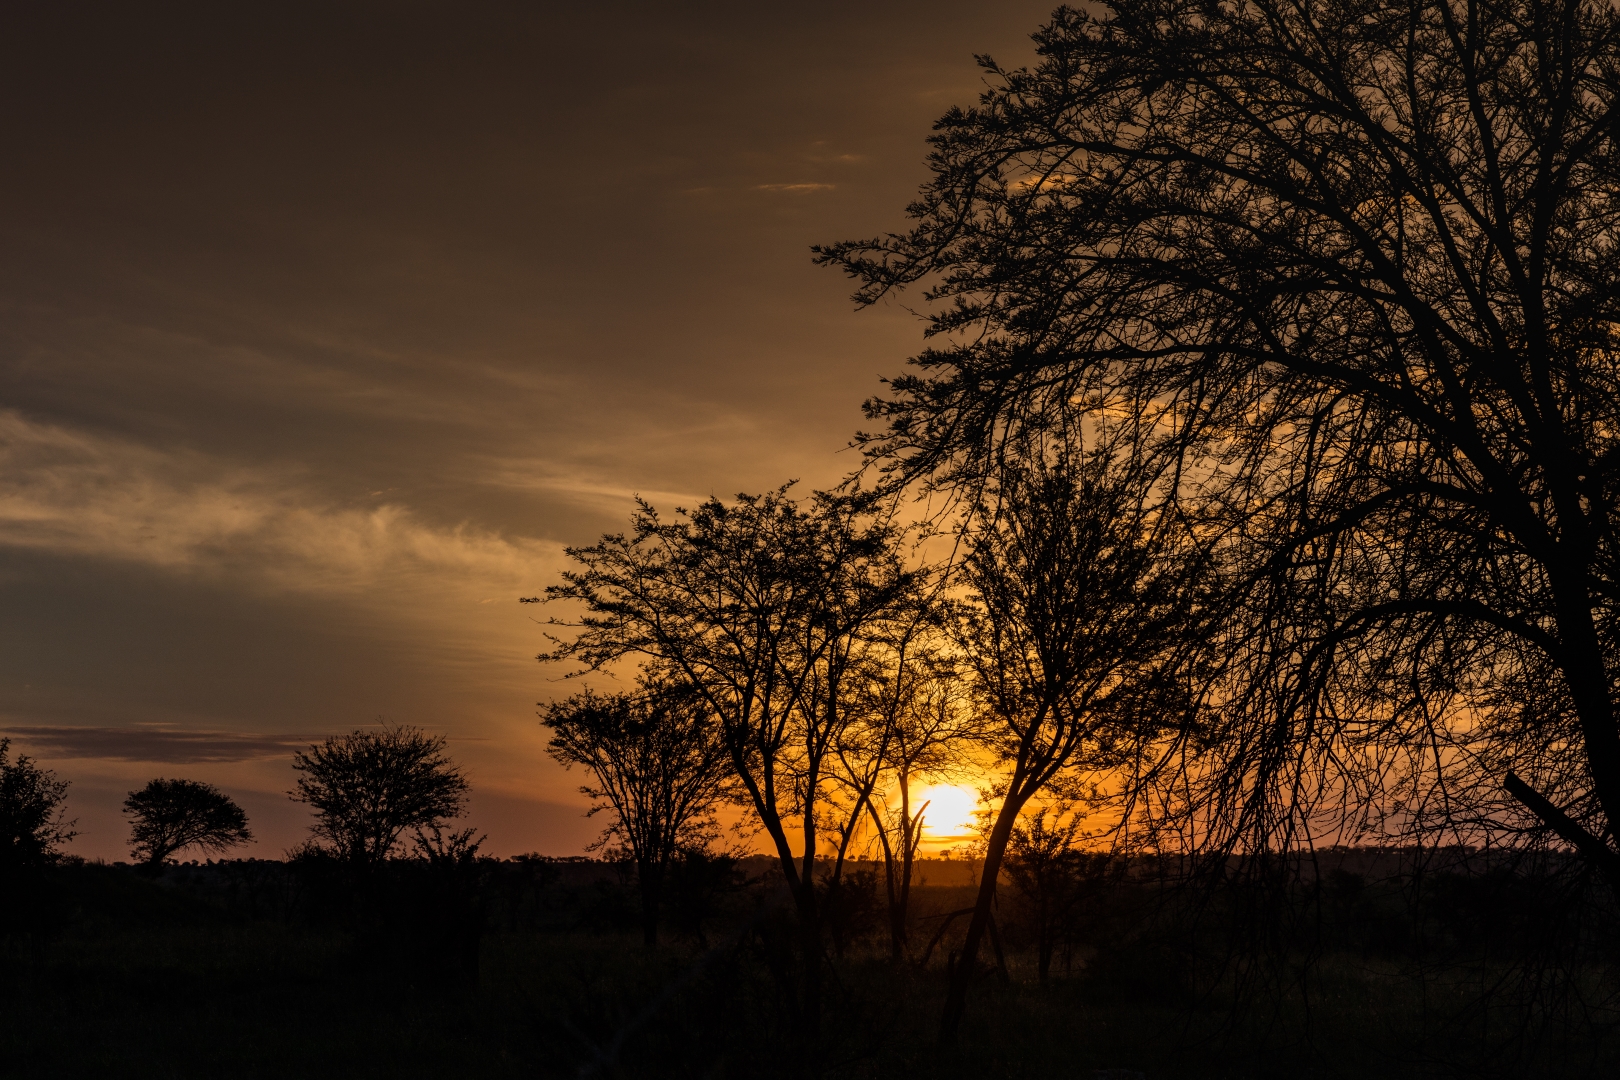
537, 485, 917, 1039
819, 1, 1620, 889
542, 679, 732, 946
124, 778, 252, 865
290, 725, 468, 865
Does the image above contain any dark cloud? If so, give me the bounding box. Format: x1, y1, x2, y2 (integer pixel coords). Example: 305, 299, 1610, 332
2, 726, 312, 764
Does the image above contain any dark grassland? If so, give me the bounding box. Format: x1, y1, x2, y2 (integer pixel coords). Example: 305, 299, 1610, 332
2, 855, 1616, 1079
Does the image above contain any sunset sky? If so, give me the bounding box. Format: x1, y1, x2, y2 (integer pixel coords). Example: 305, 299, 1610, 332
0, 1, 1048, 859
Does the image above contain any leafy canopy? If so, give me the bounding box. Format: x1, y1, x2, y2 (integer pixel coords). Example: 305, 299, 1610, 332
290, 725, 468, 864
0, 739, 74, 869
124, 778, 253, 865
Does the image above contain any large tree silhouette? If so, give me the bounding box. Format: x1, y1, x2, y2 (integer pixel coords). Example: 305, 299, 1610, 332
538, 486, 916, 1038
820, 1, 1620, 881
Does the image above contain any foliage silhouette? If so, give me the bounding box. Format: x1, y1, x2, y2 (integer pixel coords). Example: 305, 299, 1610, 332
1001, 803, 1118, 984
542, 679, 732, 945
0, 738, 74, 871
662, 845, 746, 946
290, 725, 468, 865
400, 825, 491, 987
819, 0, 1620, 889
124, 778, 252, 865
537, 484, 920, 1037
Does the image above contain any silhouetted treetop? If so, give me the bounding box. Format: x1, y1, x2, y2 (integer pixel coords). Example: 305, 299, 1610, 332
291, 725, 468, 865
0, 739, 74, 870
823, 1, 1620, 487
124, 778, 252, 865
820, 0, 1620, 880
542, 678, 731, 945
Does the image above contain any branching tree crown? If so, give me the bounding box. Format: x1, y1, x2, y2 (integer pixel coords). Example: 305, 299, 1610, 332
290, 725, 469, 864
818, 0, 1620, 876
938, 436, 1212, 1038
542, 678, 732, 945
0, 739, 74, 870
124, 778, 253, 865
537, 484, 919, 1032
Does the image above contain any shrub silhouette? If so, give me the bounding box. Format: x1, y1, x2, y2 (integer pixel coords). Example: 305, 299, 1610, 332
1002, 806, 1117, 982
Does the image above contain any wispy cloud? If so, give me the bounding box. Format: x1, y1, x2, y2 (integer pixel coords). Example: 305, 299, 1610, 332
0, 410, 558, 594
754, 183, 835, 193
2, 725, 312, 763
474, 458, 713, 518
802, 145, 863, 164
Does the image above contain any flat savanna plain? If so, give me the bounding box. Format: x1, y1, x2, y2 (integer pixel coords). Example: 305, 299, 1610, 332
1, 855, 1614, 1079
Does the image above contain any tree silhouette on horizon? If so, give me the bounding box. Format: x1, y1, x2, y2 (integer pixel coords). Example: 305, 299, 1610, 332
124, 778, 252, 865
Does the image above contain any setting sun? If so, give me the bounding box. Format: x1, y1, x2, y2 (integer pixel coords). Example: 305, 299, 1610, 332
914, 784, 982, 840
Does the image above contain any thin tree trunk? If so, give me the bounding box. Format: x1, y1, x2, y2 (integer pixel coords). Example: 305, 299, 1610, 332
939, 779, 1028, 1043
899, 776, 916, 958
867, 798, 903, 961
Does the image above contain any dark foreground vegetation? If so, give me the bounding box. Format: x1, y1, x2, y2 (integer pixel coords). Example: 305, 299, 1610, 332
3, 849, 1618, 1079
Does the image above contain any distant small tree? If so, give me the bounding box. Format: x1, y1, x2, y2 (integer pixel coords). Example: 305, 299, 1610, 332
0, 739, 75, 870
290, 725, 469, 865
542, 679, 731, 946
124, 778, 252, 865
663, 845, 744, 946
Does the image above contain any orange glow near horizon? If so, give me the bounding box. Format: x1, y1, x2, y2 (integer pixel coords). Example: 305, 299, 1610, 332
915, 784, 983, 845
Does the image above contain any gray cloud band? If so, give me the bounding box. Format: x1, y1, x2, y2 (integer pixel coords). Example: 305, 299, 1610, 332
2, 726, 310, 763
